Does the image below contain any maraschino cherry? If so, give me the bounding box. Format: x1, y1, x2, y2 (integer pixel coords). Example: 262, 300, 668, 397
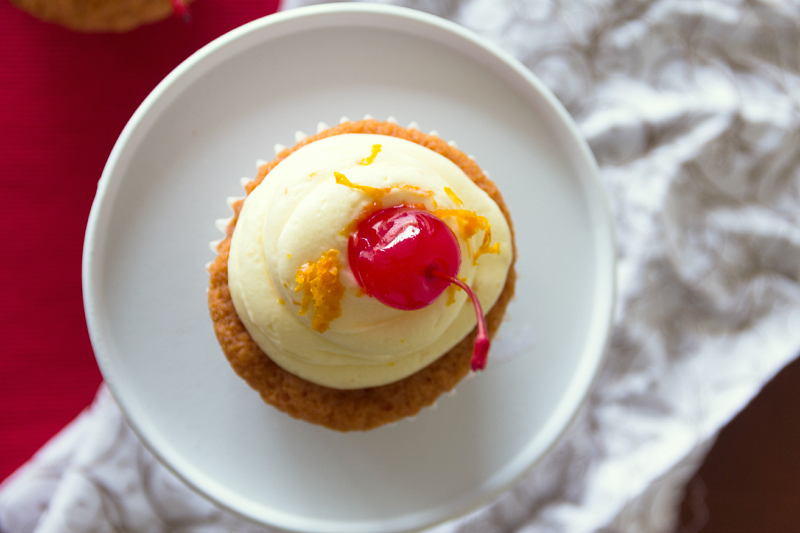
348, 206, 490, 371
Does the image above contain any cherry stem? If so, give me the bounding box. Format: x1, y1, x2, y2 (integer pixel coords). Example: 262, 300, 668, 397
428, 267, 490, 371
171, 0, 191, 22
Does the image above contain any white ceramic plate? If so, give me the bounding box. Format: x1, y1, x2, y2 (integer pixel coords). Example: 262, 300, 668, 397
83, 4, 615, 533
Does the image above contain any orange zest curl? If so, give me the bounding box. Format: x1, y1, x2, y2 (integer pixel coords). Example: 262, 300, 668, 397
432, 209, 500, 265
360, 144, 382, 165
432, 209, 486, 240
474, 233, 501, 264
334, 171, 437, 206
444, 186, 464, 206
294, 249, 346, 333
334, 171, 384, 200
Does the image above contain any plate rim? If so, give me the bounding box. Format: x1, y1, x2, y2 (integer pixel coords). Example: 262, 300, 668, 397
82, 3, 616, 533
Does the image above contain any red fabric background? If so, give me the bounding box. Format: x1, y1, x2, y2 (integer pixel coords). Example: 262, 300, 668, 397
0, 0, 280, 484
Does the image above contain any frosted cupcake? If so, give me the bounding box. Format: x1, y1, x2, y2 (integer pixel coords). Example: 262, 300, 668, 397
10, 0, 192, 32
208, 118, 516, 431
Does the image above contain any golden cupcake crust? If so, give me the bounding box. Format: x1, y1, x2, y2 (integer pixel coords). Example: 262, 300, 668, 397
208, 120, 517, 431
10, 0, 193, 32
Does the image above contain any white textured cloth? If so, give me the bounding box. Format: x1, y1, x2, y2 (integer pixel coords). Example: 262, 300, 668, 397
3, 0, 800, 532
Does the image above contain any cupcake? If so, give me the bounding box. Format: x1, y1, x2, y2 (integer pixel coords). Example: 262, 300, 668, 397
208, 118, 516, 431
10, 0, 192, 32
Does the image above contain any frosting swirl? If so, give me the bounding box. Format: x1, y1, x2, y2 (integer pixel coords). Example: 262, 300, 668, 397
228, 134, 512, 389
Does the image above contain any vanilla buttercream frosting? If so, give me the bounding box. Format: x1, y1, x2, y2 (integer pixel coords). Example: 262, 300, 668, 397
228, 133, 512, 389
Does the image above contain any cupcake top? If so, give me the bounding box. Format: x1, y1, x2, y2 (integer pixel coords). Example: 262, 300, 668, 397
10, 0, 192, 32
228, 133, 513, 389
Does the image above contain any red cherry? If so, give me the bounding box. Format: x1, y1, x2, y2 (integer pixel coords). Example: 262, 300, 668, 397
349, 206, 460, 310
348, 206, 491, 371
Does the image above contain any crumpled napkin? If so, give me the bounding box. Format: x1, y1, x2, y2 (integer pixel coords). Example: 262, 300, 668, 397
3, 0, 800, 532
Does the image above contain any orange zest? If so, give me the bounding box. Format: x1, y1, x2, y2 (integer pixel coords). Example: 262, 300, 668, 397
444, 186, 463, 206
334, 171, 437, 206
445, 276, 467, 306
334, 171, 383, 200
432, 208, 500, 265
360, 144, 382, 165
446, 285, 457, 306
474, 232, 501, 263
294, 249, 346, 333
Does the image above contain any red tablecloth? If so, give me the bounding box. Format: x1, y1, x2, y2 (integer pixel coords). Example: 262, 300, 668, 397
0, 0, 280, 483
